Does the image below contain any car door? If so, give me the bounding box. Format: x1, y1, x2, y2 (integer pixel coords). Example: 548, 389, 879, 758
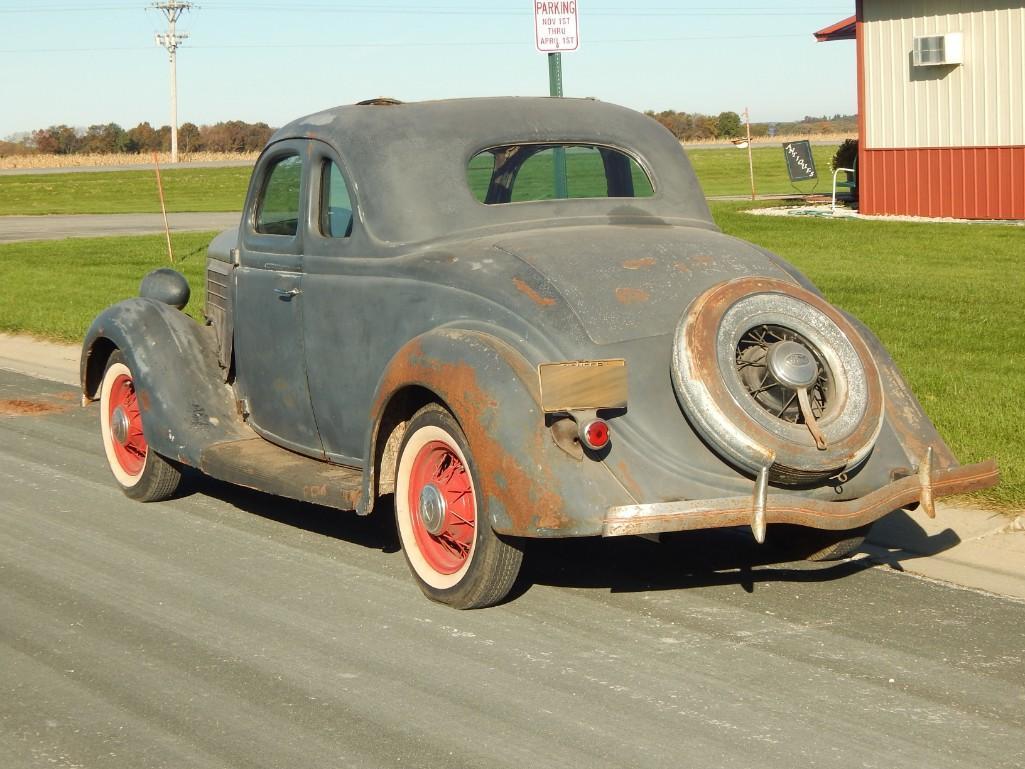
295, 144, 366, 465
234, 141, 324, 458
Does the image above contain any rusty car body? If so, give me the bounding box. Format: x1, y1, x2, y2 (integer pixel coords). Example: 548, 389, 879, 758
81, 97, 998, 608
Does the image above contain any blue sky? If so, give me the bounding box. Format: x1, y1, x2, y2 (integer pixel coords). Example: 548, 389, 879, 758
0, 1, 856, 138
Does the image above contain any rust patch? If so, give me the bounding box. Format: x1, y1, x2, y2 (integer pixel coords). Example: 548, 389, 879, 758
622, 257, 656, 270
512, 277, 556, 307
615, 287, 650, 305
372, 334, 571, 533
672, 261, 692, 274
0, 399, 69, 417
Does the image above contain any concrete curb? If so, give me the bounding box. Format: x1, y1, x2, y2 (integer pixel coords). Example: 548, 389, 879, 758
2, 331, 1022, 600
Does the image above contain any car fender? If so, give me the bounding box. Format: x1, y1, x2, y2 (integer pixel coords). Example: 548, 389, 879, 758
364, 327, 635, 537
840, 311, 958, 470
81, 298, 249, 467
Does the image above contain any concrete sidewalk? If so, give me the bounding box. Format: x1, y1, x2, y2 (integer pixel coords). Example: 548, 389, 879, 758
2, 331, 1022, 600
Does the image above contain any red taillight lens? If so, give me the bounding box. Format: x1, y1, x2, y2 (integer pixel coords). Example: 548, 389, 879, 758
581, 419, 610, 450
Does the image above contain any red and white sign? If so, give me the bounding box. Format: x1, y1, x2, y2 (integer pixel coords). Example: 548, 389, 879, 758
534, 1, 579, 53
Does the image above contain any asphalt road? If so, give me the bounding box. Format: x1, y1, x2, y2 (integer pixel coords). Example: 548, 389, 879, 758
2, 368, 1023, 769
0, 213, 239, 243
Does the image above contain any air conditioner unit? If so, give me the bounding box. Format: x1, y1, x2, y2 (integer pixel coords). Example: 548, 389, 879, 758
913, 33, 963, 66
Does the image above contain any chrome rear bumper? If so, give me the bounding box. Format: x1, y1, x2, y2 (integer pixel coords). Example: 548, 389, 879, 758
603, 457, 999, 538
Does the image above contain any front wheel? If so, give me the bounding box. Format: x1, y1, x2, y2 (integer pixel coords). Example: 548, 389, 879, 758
394, 404, 523, 609
99, 350, 182, 502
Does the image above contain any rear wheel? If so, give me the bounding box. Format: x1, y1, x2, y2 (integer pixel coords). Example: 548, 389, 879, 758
394, 404, 523, 609
770, 524, 870, 562
99, 350, 182, 502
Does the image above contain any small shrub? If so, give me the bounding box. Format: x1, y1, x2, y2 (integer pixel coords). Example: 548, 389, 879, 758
832, 138, 858, 172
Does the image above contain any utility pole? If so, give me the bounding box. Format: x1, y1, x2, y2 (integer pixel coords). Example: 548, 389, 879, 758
744, 107, 756, 201
153, 1, 193, 164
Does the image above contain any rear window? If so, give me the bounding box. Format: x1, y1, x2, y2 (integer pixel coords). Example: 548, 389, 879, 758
468, 143, 654, 204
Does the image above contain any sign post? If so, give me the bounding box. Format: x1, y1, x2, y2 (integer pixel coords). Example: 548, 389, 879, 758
534, 2, 579, 199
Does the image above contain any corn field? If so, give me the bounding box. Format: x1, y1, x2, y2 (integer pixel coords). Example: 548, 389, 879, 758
0, 151, 259, 171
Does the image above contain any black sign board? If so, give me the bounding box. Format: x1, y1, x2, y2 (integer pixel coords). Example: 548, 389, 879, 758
783, 140, 817, 181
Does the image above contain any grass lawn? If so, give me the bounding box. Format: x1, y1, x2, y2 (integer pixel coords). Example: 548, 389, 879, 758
711, 201, 1023, 510
687, 144, 842, 197
0, 233, 212, 341
0, 167, 250, 216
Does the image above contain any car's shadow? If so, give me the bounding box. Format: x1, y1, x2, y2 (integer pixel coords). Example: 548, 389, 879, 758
517, 530, 870, 599
180, 470, 957, 602
182, 470, 400, 554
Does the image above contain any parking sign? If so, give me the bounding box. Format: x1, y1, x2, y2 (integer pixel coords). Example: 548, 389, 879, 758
534, 1, 579, 52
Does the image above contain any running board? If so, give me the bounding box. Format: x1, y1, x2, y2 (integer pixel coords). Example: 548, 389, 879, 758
200, 437, 362, 510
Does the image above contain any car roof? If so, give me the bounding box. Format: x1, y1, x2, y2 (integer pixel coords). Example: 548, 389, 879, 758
270, 96, 714, 245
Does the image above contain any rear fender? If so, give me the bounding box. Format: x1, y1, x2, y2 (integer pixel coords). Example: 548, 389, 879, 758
841, 312, 958, 470
81, 298, 249, 467
364, 328, 634, 537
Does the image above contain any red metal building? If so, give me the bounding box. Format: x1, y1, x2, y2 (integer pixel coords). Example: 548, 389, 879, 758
817, 2, 1025, 220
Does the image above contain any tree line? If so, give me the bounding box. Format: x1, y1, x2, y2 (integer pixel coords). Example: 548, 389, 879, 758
0, 111, 858, 157
644, 110, 857, 141
0, 120, 275, 156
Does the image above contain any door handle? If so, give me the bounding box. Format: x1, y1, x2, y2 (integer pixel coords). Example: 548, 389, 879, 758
274, 287, 302, 298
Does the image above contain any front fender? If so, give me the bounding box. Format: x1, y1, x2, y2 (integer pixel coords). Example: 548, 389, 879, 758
364, 328, 635, 537
81, 298, 248, 467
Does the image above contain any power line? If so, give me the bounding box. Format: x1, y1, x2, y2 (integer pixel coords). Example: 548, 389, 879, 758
0, 31, 813, 54
0, 3, 850, 15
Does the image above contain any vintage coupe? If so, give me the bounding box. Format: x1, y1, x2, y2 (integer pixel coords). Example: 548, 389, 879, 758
82, 97, 998, 608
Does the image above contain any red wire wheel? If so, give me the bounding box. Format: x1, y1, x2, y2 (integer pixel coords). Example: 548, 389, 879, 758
98, 351, 181, 501
394, 404, 523, 608
405, 440, 477, 575
106, 371, 148, 477
100, 360, 150, 486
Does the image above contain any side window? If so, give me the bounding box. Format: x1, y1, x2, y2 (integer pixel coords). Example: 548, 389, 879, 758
319, 159, 356, 237
320, 160, 354, 238
255, 154, 302, 236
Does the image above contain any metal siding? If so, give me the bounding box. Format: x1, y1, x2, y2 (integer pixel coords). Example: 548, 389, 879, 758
863, 1, 1025, 149
861, 146, 1025, 217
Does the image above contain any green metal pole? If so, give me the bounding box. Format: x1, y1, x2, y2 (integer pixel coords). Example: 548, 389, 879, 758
548, 52, 568, 199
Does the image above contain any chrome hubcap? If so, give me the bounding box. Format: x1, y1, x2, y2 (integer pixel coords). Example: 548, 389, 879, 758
111, 405, 131, 445
418, 483, 447, 535
767, 340, 819, 389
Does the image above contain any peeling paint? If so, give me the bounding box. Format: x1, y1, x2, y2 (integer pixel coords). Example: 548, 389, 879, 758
615, 287, 650, 304
513, 277, 557, 307
622, 257, 656, 270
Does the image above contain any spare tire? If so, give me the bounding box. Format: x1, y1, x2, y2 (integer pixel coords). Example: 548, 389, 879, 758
671, 277, 884, 484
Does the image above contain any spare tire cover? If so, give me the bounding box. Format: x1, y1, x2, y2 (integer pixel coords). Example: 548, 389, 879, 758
671, 277, 884, 484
